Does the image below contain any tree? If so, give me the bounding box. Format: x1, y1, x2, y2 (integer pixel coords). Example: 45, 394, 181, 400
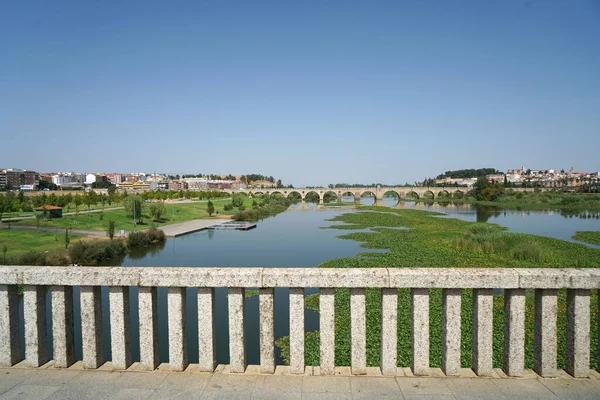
73, 194, 83, 214
124, 196, 144, 220
276, 179, 282, 188
64, 229, 70, 250
207, 200, 215, 217
232, 193, 245, 208
2, 245, 7, 264
108, 220, 116, 240
150, 201, 166, 221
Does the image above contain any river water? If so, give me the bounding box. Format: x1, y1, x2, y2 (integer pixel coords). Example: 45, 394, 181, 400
18, 197, 600, 365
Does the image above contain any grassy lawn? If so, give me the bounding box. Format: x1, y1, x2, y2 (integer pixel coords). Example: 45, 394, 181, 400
573, 231, 600, 246
0, 229, 82, 256
276, 206, 600, 370
12, 198, 254, 233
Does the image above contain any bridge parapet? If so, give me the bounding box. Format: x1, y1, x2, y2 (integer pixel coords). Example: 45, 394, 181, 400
1, 266, 597, 378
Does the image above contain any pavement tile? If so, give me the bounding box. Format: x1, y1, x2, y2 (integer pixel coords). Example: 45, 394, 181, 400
350, 376, 402, 398
250, 375, 303, 399
108, 388, 157, 399
48, 384, 115, 400
491, 379, 558, 399
21, 369, 82, 385
201, 373, 257, 398
0, 369, 36, 395
538, 378, 600, 400
148, 373, 210, 400
302, 393, 355, 400
404, 396, 457, 400
396, 377, 452, 396
113, 371, 170, 389
444, 378, 507, 399
302, 376, 351, 393
0, 384, 62, 400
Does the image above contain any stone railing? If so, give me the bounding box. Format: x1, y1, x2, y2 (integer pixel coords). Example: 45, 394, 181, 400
0, 267, 598, 378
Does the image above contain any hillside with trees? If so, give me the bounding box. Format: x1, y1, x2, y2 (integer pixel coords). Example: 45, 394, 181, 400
436, 168, 501, 179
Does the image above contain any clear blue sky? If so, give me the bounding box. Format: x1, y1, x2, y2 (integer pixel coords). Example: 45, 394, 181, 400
1, 1, 598, 186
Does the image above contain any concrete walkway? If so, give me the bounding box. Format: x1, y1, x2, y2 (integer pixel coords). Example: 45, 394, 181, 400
159, 219, 229, 237
1, 364, 599, 399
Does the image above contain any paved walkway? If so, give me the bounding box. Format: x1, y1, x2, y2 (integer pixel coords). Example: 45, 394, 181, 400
1, 364, 599, 399
159, 219, 228, 237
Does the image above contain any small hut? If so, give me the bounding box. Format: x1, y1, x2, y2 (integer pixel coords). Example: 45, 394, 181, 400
34, 205, 63, 219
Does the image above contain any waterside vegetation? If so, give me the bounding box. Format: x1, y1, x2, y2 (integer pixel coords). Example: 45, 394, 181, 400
276, 206, 600, 370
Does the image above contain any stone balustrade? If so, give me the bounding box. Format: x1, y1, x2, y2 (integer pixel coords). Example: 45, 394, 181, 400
0, 266, 598, 378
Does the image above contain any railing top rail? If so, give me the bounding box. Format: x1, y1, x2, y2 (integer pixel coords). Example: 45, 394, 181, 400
1, 266, 599, 289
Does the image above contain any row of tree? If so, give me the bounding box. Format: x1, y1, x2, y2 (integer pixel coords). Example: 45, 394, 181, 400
436, 168, 501, 179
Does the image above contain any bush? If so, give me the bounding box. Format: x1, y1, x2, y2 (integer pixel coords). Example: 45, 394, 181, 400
223, 203, 234, 211
46, 253, 70, 266
127, 228, 166, 249
146, 227, 166, 243
127, 231, 151, 248
69, 240, 126, 265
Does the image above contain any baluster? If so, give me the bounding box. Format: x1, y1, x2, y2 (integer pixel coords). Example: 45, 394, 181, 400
289, 288, 304, 374
442, 288, 461, 376
320, 288, 335, 375
534, 289, 557, 377
24, 285, 48, 367
229, 287, 246, 373
0, 285, 20, 366
566, 289, 590, 378
381, 288, 398, 376
198, 287, 216, 372
351, 288, 366, 375
259, 288, 275, 374
81, 286, 103, 369
472, 289, 493, 376
168, 287, 188, 371
504, 289, 525, 376
412, 288, 429, 376
139, 287, 159, 370
109, 286, 132, 369
52, 285, 75, 368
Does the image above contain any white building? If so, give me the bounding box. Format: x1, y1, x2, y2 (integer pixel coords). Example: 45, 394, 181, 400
85, 173, 97, 184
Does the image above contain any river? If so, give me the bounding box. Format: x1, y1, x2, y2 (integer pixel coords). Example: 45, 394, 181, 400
17, 197, 600, 366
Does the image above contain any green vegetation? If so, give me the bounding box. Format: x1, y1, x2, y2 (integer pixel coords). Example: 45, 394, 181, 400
0, 229, 82, 256
1, 227, 167, 266
437, 168, 501, 179
12, 198, 253, 233
275, 206, 600, 369
573, 231, 600, 246
415, 190, 600, 211
233, 195, 292, 221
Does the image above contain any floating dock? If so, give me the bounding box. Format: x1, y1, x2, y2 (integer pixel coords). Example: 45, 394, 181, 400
209, 221, 257, 231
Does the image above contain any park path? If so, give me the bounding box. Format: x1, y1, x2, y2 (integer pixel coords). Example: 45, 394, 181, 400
0, 224, 106, 236
1, 206, 124, 222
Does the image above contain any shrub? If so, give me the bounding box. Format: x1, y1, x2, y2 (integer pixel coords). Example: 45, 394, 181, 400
127, 231, 151, 248
223, 203, 234, 211
69, 240, 126, 265
146, 227, 166, 243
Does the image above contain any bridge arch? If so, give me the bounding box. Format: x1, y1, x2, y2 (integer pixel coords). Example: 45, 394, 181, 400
304, 190, 322, 202
323, 190, 338, 202
437, 190, 450, 198
453, 190, 464, 199
286, 191, 302, 201
405, 191, 420, 200
423, 190, 435, 199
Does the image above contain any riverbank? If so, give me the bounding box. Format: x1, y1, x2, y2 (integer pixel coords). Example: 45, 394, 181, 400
410, 190, 600, 211
9, 198, 253, 233
276, 206, 600, 370
573, 231, 600, 246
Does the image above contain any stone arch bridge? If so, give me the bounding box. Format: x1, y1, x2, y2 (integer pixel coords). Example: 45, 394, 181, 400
222, 186, 538, 201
